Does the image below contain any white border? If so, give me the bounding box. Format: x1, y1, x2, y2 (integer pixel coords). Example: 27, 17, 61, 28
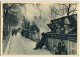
0, 0, 80, 57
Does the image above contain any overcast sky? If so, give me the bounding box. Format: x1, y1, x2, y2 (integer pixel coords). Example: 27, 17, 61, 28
20, 3, 52, 21
14, 3, 77, 33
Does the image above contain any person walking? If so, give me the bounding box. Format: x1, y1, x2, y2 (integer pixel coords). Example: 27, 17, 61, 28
12, 29, 14, 36
33, 33, 46, 50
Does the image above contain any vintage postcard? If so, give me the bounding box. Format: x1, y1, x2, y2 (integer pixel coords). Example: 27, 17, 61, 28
0, 2, 1, 55
2, 2, 78, 56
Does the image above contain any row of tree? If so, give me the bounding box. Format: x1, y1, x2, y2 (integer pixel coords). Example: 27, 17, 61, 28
3, 3, 25, 36
49, 3, 77, 20
3, 3, 77, 36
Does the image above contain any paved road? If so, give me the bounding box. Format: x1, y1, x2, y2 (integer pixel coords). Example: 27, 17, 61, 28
4, 32, 52, 55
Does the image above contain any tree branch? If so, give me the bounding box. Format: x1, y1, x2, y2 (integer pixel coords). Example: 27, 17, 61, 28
7, 4, 14, 9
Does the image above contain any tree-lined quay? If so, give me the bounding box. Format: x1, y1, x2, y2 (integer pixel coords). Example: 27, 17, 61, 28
3, 3, 77, 55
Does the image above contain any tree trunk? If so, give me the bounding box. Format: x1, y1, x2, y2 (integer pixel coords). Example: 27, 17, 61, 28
67, 4, 71, 16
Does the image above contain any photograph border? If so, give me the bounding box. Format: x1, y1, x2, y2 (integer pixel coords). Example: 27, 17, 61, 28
1, 2, 79, 56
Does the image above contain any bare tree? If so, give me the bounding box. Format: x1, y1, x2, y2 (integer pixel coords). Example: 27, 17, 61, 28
3, 3, 25, 35
49, 4, 57, 20
58, 3, 77, 16
49, 3, 77, 20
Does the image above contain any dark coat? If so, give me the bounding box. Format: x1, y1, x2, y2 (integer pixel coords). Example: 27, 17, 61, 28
34, 33, 46, 49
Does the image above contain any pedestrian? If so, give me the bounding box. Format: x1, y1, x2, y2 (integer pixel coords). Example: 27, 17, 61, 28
12, 29, 14, 36
14, 29, 17, 35
21, 29, 25, 37
55, 40, 68, 55
33, 33, 46, 50
55, 40, 62, 54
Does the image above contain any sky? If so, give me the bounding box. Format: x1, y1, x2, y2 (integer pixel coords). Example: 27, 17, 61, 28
17, 3, 52, 33
20, 3, 77, 21
20, 3, 52, 21
16, 3, 77, 33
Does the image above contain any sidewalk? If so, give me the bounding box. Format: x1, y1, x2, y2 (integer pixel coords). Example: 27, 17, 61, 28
3, 34, 10, 53
4, 32, 52, 55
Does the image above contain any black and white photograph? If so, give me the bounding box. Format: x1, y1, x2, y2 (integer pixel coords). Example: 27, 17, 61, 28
0, 1, 1, 55
2, 3, 77, 55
